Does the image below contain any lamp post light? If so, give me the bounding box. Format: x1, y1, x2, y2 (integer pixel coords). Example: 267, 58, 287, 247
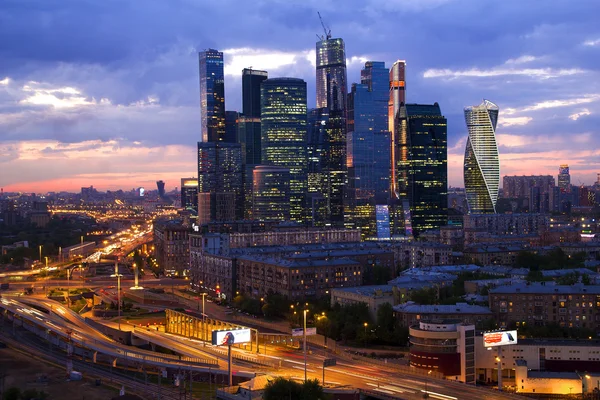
364, 322, 368, 346
111, 262, 123, 330
44, 256, 49, 269
303, 308, 308, 382
39, 245, 43, 264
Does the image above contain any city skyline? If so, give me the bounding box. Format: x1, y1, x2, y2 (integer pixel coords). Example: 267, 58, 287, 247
1, 0, 599, 192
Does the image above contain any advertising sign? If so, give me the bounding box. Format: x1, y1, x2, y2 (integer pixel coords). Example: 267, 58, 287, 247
211, 328, 252, 346
291, 327, 317, 337
483, 330, 517, 347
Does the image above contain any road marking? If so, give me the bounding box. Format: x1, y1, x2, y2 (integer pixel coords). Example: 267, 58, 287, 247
326, 368, 378, 381
366, 382, 404, 393
421, 390, 458, 400
292, 366, 315, 373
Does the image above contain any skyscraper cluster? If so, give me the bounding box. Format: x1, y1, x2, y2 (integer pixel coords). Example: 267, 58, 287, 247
193, 21, 498, 238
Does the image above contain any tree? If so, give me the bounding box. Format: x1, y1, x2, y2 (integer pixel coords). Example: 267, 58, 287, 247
263, 377, 326, 400
2, 387, 20, 400
363, 265, 392, 285
409, 288, 437, 305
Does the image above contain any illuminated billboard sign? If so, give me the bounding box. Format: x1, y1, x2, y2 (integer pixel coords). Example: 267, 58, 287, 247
211, 328, 251, 346
483, 330, 517, 347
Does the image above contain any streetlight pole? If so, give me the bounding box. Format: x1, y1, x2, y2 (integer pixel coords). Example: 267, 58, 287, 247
364, 322, 368, 347
111, 262, 123, 331
39, 245, 42, 265
200, 293, 207, 346
304, 308, 308, 382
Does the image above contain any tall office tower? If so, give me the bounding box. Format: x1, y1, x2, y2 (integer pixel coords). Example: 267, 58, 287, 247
252, 165, 290, 221
558, 164, 571, 193
224, 111, 239, 143
388, 60, 406, 198
156, 180, 166, 197
199, 49, 225, 142
260, 78, 308, 223
180, 178, 198, 214
464, 100, 500, 214
346, 61, 391, 238
197, 142, 243, 225
396, 103, 448, 237
315, 36, 348, 226
307, 107, 329, 226
239, 68, 268, 218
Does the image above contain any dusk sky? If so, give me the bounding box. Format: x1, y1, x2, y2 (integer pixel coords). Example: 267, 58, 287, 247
1, 0, 599, 193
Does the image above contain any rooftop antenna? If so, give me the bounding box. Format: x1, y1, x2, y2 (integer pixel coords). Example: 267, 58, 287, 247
317, 11, 331, 41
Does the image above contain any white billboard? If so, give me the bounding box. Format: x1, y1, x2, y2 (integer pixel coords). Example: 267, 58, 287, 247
483, 330, 517, 347
211, 328, 251, 346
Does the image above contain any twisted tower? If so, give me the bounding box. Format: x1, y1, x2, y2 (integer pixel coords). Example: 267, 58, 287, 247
464, 100, 500, 214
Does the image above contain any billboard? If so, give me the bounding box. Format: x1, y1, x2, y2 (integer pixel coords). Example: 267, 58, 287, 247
291, 327, 317, 337
483, 330, 517, 347
211, 328, 252, 346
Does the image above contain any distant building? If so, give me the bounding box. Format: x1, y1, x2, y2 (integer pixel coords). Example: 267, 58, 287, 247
503, 175, 555, 199
464, 100, 500, 214
199, 49, 225, 142
558, 164, 570, 193
156, 180, 166, 197
395, 302, 493, 328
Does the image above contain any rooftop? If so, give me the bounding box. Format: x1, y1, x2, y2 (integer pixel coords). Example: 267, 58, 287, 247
490, 282, 600, 295
331, 285, 393, 297
393, 302, 492, 315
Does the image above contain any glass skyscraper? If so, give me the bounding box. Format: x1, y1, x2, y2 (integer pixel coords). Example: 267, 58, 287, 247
252, 165, 290, 222
197, 142, 243, 224
396, 103, 448, 236
464, 100, 500, 214
558, 164, 570, 193
314, 37, 348, 226
260, 78, 308, 223
199, 49, 225, 142
346, 62, 391, 238
388, 60, 406, 199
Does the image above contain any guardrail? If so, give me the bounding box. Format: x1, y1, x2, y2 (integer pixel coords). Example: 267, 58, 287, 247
207, 345, 279, 368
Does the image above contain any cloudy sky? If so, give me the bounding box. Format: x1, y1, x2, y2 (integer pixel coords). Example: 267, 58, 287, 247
1, 0, 599, 193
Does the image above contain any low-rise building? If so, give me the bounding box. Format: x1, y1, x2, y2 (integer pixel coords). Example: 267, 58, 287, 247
463, 243, 526, 265
393, 241, 452, 269
409, 320, 475, 384
154, 218, 190, 276
488, 282, 600, 330
330, 285, 394, 318
237, 256, 362, 300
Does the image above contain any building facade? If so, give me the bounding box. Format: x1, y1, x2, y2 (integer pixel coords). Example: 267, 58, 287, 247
260, 78, 308, 223
464, 100, 500, 214
154, 218, 190, 276
396, 103, 448, 237
558, 164, 571, 193
252, 165, 290, 222
199, 49, 225, 142
197, 142, 243, 225
180, 177, 198, 214
330, 285, 394, 319
503, 175, 555, 199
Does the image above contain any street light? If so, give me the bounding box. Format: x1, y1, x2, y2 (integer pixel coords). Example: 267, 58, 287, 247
39, 245, 43, 264
199, 293, 208, 346
364, 322, 368, 346
303, 308, 308, 382
111, 262, 123, 330
424, 370, 432, 398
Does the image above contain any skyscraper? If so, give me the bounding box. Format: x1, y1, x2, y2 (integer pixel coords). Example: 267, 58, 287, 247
260, 78, 308, 223
197, 142, 243, 225
252, 165, 290, 222
346, 62, 391, 238
316, 38, 347, 111
389, 60, 406, 198
243, 68, 268, 119
180, 178, 198, 214
396, 103, 448, 236
315, 35, 348, 226
199, 49, 225, 142
156, 180, 166, 197
224, 111, 239, 143
558, 164, 571, 193
464, 100, 500, 214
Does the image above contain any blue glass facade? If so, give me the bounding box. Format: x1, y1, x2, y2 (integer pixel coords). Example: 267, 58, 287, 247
346, 62, 391, 237
199, 49, 225, 143
260, 78, 308, 223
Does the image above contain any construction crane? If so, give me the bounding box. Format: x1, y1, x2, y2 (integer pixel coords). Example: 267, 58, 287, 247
317, 11, 331, 41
